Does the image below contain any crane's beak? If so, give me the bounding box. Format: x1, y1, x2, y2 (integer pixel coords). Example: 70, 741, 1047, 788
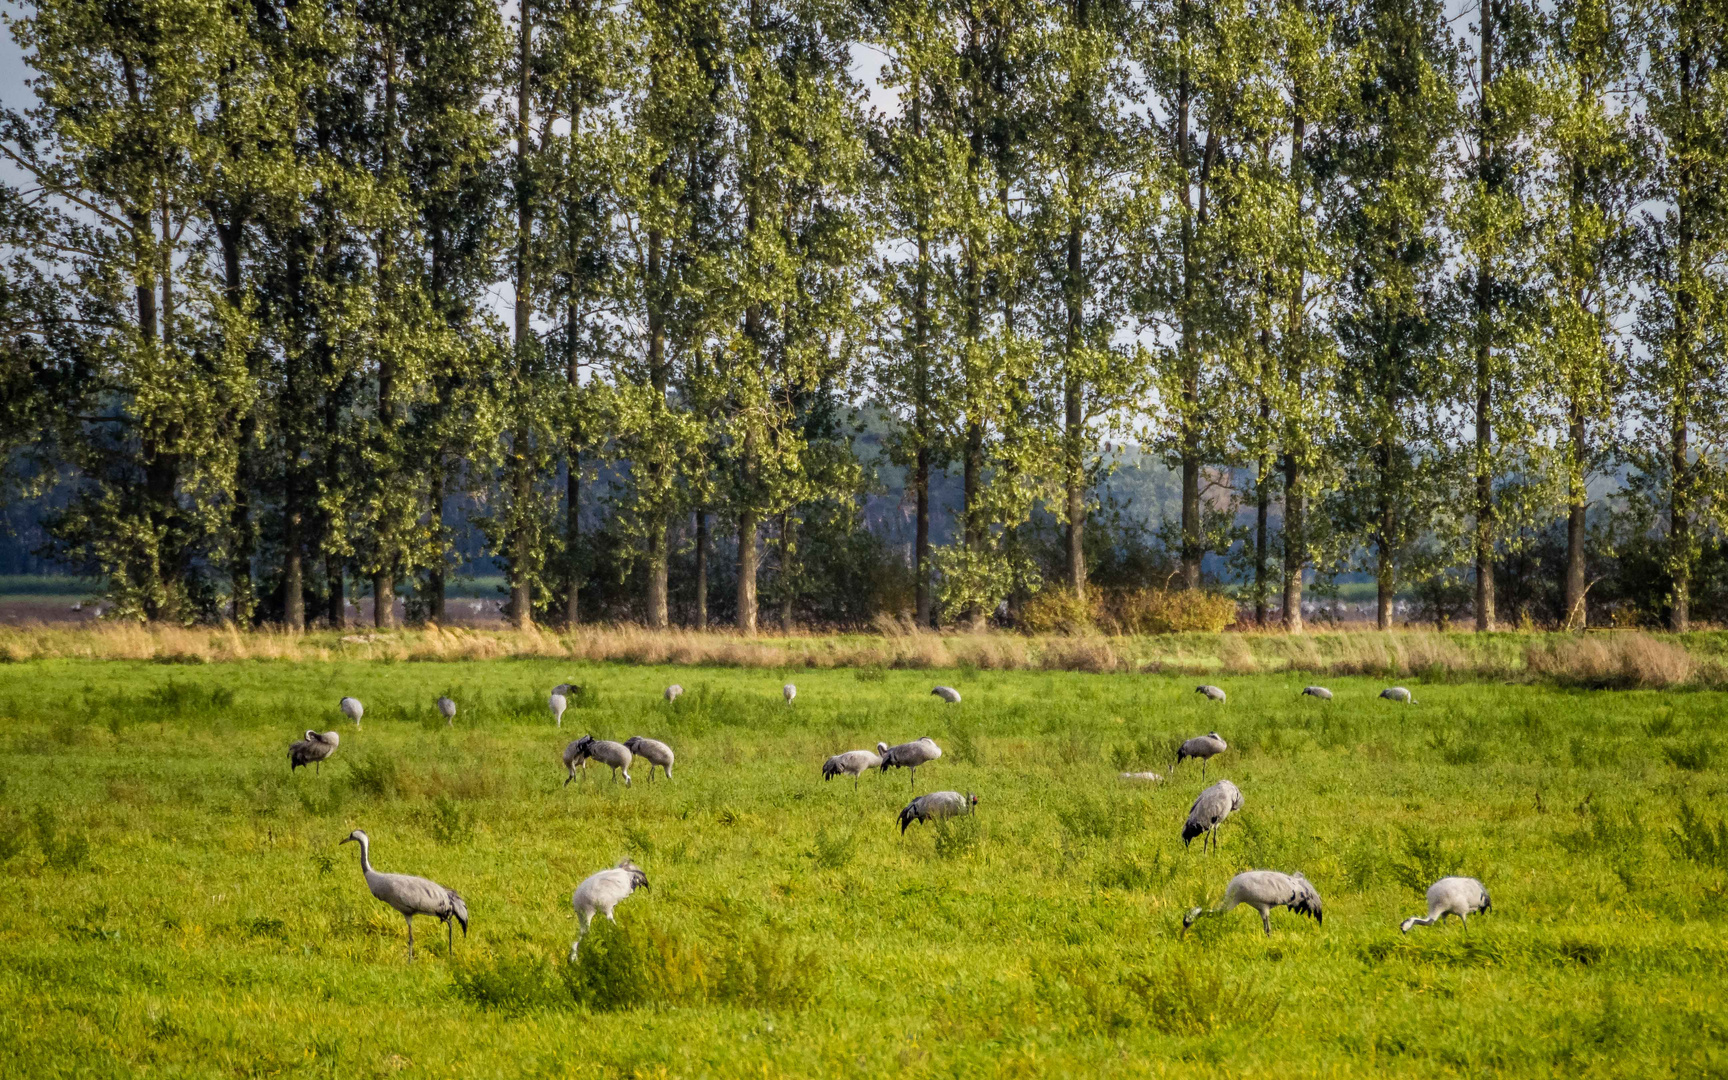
339, 835, 354, 845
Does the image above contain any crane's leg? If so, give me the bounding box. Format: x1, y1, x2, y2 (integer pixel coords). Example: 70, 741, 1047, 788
405, 915, 415, 961
447, 918, 454, 954
1260, 907, 1272, 935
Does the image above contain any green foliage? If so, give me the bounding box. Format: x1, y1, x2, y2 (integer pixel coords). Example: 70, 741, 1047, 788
425, 796, 474, 846
1670, 802, 1728, 869
453, 950, 569, 1015
347, 754, 402, 799
1393, 827, 1461, 897
1664, 739, 1716, 772
932, 813, 982, 861
809, 828, 854, 871
32, 805, 88, 873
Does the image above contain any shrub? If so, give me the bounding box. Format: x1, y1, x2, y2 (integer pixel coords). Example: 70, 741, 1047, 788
809, 827, 854, 870
1056, 793, 1121, 841
933, 813, 982, 860
712, 929, 819, 1010
1392, 827, 1459, 897
1033, 956, 1277, 1036
1018, 589, 1095, 634
1094, 850, 1173, 892
563, 919, 653, 1012
33, 805, 89, 873
347, 753, 401, 799
1109, 737, 1172, 773
425, 796, 473, 845
1665, 739, 1716, 772
454, 950, 569, 1015
1104, 588, 1238, 635
946, 724, 984, 766
1671, 802, 1728, 868
1124, 960, 1280, 1036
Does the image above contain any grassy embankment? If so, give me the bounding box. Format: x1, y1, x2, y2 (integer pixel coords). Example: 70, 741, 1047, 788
1, 658, 1725, 1076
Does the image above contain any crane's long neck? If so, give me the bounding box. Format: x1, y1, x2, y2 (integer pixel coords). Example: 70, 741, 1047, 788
355, 836, 375, 876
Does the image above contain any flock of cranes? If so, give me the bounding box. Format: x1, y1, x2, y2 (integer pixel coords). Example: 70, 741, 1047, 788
295, 675, 1479, 960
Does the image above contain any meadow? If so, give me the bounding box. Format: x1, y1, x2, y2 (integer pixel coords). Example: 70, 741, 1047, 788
1, 655, 1726, 1078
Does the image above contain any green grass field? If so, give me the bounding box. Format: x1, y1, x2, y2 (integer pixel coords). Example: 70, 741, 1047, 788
2, 659, 1725, 1077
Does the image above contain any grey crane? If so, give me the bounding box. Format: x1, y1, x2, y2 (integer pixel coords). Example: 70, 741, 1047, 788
822, 749, 882, 788
898, 790, 978, 834
1120, 771, 1163, 782
623, 736, 674, 781
1400, 876, 1491, 934
436, 696, 457, 725
664, 684, 683, 703
1183, 779, 1243, 852
1176, 732, 1228, 776
549, 692, 568, 729
1301, 686, 1333, 700
340, 696, 364, 728
1183, 870, 1323, 936
552, 682, 582, 696
1195, 684, 1226, 703
783, 683, 797, 705
931, 686, 962, 704
289, 730, 340, 774
338, 829, 468, 960
1380, 686, 1417, 704
564, 735, 633, 786
878, 737, 943, 790
569, 858, 649, 960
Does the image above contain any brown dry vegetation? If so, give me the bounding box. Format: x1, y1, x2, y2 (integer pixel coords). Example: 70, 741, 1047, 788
2, 621, 1727, 687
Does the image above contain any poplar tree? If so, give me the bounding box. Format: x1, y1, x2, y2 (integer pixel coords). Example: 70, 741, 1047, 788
1528, 0, 1639, 628
1631, 0, 1728, 632
1326, 0, 1459, 629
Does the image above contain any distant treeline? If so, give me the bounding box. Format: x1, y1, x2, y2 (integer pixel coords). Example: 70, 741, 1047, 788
0, 0, 1724, 631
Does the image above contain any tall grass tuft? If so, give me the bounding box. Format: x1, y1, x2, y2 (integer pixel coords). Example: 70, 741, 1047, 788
347, 753, 402, 799
1393, 827, 1460, 896
453, 950, 569, 1015
32, 805, 89, 872
1671, 802, 1728, 868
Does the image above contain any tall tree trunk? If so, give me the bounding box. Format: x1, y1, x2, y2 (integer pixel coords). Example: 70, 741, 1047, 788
217, 216, 254, 624
373, 32, 399, 631
1177, 0, 1202, 592
508, 0, 535, 631
1063, 0, 1089, 597
428, 472, 446, 624
1064, 200, 1086, 595
1473, 0, 1496, 632
694, 510, 708, 631
779, 511, 795, 631
1280, 8, 1308, 633
1669, 47, 1696, 634
566, 299, 582, 628
327, 555, 345, 630
1255, 467, 1270, 626
738, 508, 758, 634
1282, 452, 1304, 632
1564, 407, 1587, 629
645, 216, 669, 629
1671, 393, 1690, 632
283, 242, 305, 631
1376, 445, 1394, 631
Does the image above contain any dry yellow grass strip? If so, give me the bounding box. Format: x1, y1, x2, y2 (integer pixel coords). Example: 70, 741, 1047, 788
0, 621, 1721, 686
